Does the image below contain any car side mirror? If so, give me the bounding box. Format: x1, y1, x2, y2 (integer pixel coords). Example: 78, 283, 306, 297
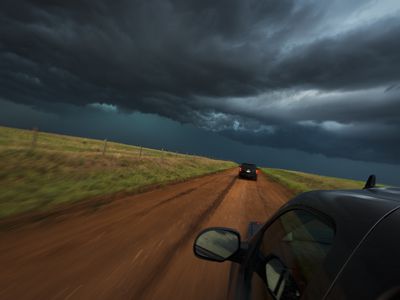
193, 227, 241, 262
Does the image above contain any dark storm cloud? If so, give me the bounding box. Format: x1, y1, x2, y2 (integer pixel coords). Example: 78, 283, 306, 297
270, 16, 400, 90
220, 121, 400, 165
1, 0, 400, 164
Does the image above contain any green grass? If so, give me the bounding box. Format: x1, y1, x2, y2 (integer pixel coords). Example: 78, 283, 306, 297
0, 126, 236, 218
261, 168, 367, 195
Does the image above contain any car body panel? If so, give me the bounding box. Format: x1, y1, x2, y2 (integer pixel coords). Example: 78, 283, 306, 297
326, 206, 400, 300
226, 187, 400, 300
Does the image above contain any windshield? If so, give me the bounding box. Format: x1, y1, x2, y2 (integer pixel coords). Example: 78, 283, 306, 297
242, 164, 256, 169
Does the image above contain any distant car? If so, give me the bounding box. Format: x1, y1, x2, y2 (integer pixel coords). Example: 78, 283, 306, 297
238, 163, 258, 181
193, 175, 400, 300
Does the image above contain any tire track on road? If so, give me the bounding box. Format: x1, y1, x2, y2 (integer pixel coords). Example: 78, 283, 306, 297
132, 176, 237, 299
126, 179, 212, 219
144, 172, 294, 300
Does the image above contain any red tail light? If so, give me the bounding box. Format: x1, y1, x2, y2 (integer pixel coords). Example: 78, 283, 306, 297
256, 169, 259, 174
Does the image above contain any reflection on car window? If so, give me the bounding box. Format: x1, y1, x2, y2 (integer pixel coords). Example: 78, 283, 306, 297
196, 229, 238, 259
265, 256, 301, 300
254, 210, 334, 299
266, 258, 284, 292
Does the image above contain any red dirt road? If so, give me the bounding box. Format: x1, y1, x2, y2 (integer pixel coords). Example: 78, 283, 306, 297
0, 169, 292, 299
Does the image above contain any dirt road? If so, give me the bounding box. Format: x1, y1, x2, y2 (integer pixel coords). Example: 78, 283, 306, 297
0, 169, 292, 299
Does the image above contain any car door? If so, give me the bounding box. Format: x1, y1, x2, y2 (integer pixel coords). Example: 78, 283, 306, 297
249, 209, 335, 300
325, 206, 400, 300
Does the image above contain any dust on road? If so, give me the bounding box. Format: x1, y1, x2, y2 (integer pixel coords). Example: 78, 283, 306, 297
0, 169, 292, 299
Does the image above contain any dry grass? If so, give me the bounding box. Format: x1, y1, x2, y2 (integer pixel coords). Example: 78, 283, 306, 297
262, 168, 367, 195
0, 126, 236, 218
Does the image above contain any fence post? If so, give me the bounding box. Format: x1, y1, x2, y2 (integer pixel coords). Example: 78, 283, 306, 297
30, 127, 39, 151
139, 146, 142, 159
102, 139, 107, 156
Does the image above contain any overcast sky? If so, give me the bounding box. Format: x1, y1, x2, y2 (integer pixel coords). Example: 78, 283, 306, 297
1, 0, 400, 185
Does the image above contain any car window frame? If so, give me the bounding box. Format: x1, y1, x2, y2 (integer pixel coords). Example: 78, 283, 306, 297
253, 204, 336, 250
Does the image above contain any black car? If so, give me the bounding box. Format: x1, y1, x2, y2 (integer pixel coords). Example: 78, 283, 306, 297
193, 175, 400, 300
239, 163, 258, 181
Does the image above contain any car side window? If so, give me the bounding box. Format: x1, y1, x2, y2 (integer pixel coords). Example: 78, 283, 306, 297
252, 209, 335, 300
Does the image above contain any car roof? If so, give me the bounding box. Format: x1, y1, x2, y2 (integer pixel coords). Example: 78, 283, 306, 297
365, 186, 400, 202
287, 187, 400, 236
291, 187, 400, 220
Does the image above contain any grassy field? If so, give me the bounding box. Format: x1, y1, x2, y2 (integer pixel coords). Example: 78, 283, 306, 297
0, 126, 236, 218
262, 168, 367, 195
